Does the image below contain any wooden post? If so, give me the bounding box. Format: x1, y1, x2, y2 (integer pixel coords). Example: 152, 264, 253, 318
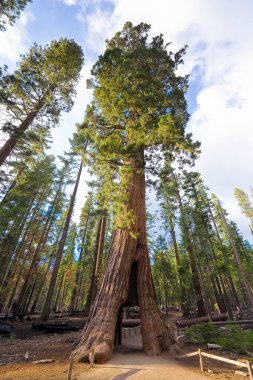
247, 361, 253, 380
198, 349, 204, 372
88, 349, 95, 368
67, 357, 74, 380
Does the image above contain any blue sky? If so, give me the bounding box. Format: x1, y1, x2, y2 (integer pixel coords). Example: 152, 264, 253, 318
0, 0, 253, 242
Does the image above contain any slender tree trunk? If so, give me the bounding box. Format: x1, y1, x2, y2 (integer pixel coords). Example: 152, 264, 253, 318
53, 273, 64, 312
180, 216, 207, 317
205, 230, 233, 319
196, 261, 212, 320
40, 162, 83, 321
24, 281, 37, 315
73, 151, 175, 363
6, 267, 23, 311
17, 207, 55, 312
59, 278, 68, 312
2, 220, 40, 309
77, 261, 88, 311
168, 215, 188, 316
211, 275, 226, 313
171, 171, 207, 317
210, 207, 241, 310
69, 204, 91, 312
15, 182, 63, 312
69, 240, 85, 313
2, 173, 46, 276
30, 255, 54, 313
84, 213, 107, 315
0, 100, 43, 166
218, 201, 253, 310
0, 193, 36, 283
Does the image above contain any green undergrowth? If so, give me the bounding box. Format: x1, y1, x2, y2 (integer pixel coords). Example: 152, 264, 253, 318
185, 323, 253, 354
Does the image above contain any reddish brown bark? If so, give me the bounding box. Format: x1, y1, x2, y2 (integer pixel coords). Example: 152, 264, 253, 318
72, 153, 175, 363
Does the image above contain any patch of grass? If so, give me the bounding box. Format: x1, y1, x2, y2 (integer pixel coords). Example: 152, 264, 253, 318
217, 325, 253, 354
9, 332, 16, 344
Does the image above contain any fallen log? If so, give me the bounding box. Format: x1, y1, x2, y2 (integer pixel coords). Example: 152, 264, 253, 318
24, 315, 40, 321
0, 313, 12, 320
32, 318, 85, 332
33, 318, 139, 332
176, 313, 228, 328
122, 319, 141, 327
32, 321, 68, 330
46, 325, 81, 332
0, 321, 14, 334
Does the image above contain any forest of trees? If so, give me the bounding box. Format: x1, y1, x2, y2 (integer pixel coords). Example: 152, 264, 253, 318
1, 2, 253, 364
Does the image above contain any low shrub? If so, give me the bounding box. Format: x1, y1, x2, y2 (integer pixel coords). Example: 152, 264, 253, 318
184, 323, 219, 344
185, 323, 253, 353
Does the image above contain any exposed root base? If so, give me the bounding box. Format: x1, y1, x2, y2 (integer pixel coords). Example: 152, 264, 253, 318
72, 331, 113, 364
73, 323, 177, 364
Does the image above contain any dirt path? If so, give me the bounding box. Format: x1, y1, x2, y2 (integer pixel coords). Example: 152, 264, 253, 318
76, 351, 208, 380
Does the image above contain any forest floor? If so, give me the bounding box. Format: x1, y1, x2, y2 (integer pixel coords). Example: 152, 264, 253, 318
0, 312, 251, 380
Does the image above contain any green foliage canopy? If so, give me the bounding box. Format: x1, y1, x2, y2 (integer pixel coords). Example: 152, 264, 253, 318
0, 38, 84, 136
82, 22, 199, 228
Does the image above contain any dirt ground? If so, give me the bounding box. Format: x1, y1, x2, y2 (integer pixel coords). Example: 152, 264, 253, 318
0, 314, 251, 380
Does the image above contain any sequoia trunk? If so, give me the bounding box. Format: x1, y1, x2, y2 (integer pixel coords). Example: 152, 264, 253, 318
72, 151, 175, 363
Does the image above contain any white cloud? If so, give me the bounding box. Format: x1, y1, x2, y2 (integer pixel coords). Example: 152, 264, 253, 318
74, 0, 120, 56
63, 0, 77, 5
0, 12, 34, 67
83, 7, 118, 52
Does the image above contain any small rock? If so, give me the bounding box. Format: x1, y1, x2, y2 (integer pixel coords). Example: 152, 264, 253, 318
207, 343, 221, 350
32, 359, 55, 364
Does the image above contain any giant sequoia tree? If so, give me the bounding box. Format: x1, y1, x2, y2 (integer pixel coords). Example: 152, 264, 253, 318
72, 22, 197, 363
0, 38, 83, 165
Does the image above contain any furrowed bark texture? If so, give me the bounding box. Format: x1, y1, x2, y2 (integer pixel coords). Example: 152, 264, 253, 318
73, 155, 175, 363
